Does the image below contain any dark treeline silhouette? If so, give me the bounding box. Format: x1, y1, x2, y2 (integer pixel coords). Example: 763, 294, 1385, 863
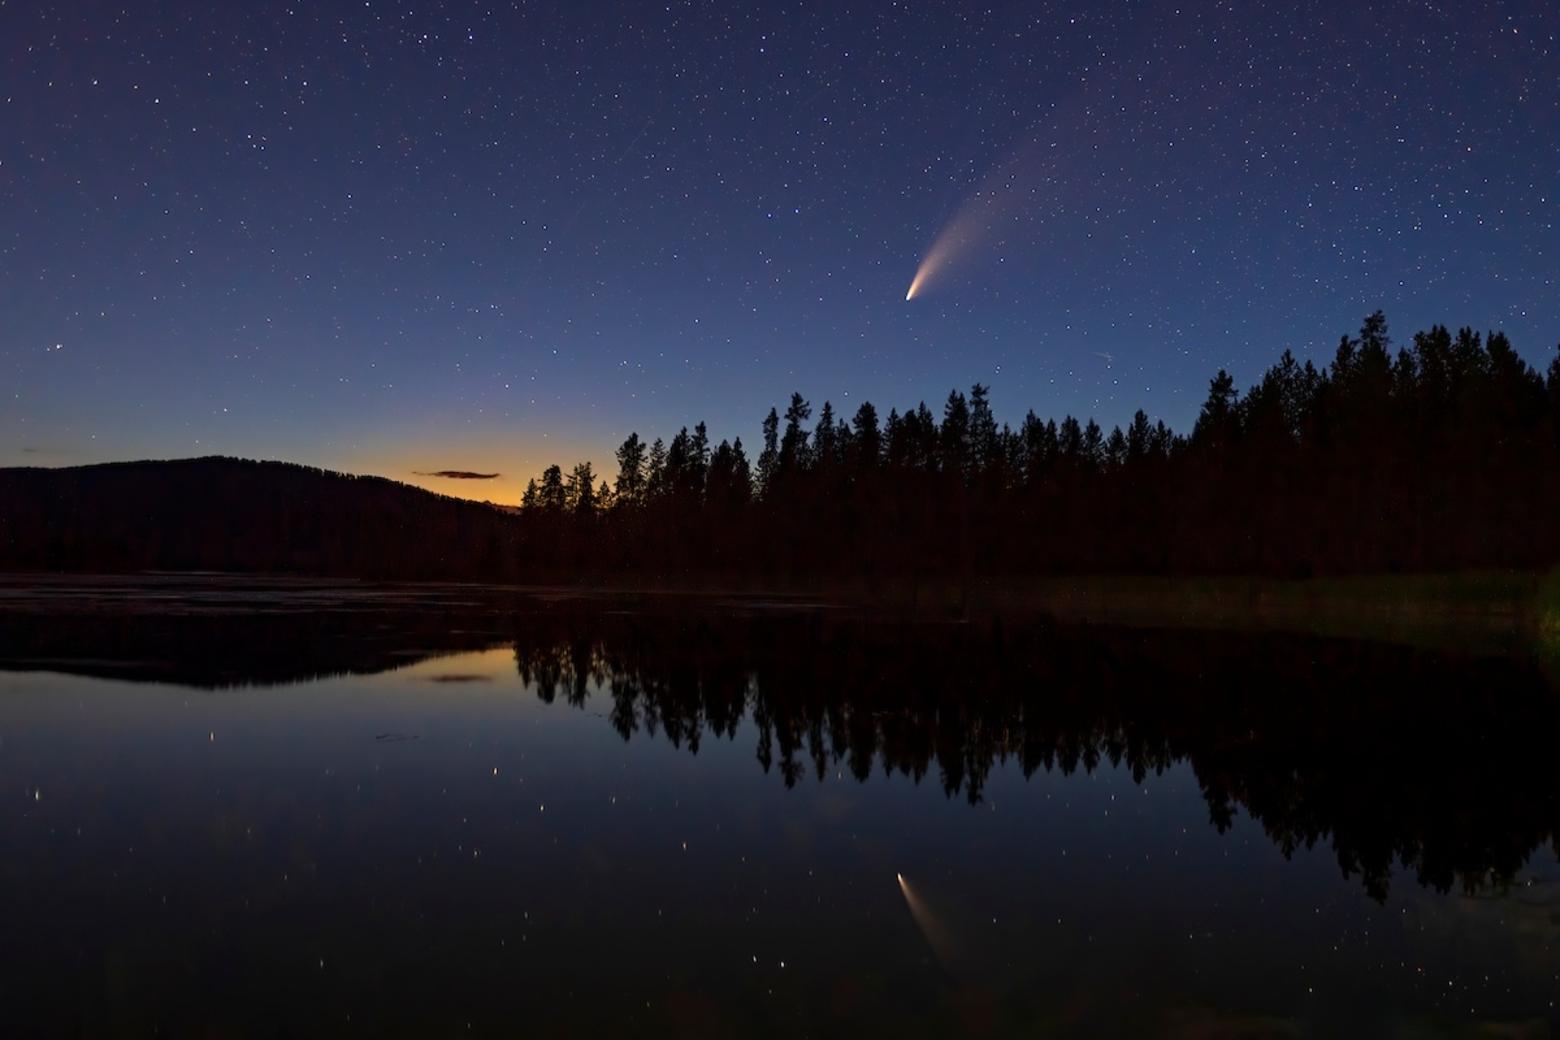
6, 590, 1556, 898
4, 313, 1559, 580
520, 312, 1560, 578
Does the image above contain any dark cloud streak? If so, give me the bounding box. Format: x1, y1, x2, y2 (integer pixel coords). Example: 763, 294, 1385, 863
415, 470, 501, 480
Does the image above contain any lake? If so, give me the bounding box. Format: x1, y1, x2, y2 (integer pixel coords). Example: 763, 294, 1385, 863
2, 578, 1556, 1037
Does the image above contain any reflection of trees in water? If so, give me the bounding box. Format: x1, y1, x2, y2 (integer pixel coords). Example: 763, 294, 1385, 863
6, 597, 1554, 902
512, 608, 1560, 902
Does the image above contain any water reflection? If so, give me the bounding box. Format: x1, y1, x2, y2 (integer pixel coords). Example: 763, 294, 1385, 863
505, 605, 1560, 902
6, 596, 1557, 902
2, 591, 1557, 1035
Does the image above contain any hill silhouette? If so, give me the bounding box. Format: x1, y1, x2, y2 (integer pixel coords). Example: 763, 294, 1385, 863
0, 457, 520, 580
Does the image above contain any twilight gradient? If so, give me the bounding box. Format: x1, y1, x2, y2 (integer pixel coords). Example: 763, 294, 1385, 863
3, 1, 1557, 502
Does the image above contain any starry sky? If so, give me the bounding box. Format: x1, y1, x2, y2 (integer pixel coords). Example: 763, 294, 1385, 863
4, 0, 1557, 503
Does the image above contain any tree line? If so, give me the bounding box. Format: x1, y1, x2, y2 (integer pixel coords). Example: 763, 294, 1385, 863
4, 312, 1557, 581
517, 312, 1560, 577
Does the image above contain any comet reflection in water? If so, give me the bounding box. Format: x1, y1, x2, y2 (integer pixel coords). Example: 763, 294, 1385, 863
896, 873, 961, 973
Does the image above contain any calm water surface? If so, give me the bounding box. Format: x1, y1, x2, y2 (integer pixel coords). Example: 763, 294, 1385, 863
1, 582, 1556, 1037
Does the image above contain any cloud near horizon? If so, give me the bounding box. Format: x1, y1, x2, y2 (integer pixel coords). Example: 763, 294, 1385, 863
414, 469, 501, 480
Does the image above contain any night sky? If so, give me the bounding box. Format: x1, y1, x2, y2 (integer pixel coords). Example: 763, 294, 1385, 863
5, 1, 1557, 503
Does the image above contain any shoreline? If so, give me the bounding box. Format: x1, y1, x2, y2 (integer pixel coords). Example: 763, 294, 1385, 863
3, 566, 1556, 627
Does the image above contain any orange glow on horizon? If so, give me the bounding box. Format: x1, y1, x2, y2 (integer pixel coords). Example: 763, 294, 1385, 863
337, 436, 612, 509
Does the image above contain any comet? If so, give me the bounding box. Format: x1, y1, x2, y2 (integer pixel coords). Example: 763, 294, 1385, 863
904, 217, 981, 302
903, 132, 1069, 302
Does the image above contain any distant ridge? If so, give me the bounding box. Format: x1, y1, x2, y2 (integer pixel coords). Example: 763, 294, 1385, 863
0, 457, 520, 580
